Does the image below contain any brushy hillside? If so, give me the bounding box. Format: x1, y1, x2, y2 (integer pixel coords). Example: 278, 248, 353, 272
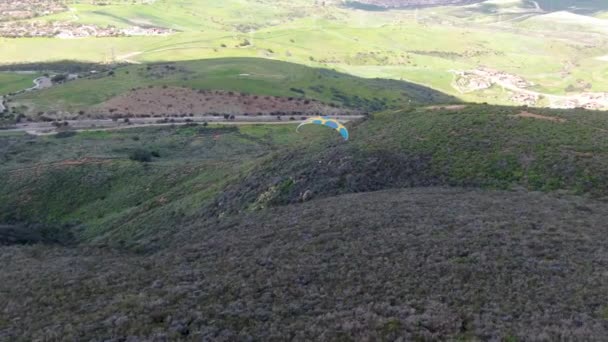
0, 72, 40, 96
0, 124, 330, 249
2, 104, 608, 248
214, 105, 608, 216
2, 103, 608, 339
2, 187, 608, 340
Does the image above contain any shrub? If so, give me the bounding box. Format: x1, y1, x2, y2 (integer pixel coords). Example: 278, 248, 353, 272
51, 74, 67, 83
55, 131, 77, 139
129, 149, 153, 162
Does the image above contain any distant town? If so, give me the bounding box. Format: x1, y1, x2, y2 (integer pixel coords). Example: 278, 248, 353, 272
0, 0, 66, 21
452, 67, 608, 110
0, 21, 173, 38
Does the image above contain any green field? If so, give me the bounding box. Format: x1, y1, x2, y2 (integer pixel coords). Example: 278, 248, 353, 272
1, 0, 608, 107
0, 72, 39, 96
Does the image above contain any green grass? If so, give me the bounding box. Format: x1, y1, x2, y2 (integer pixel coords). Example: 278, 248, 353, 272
0, 72, 39, 96
0, 123, 322, 247
358, 106, 608, 193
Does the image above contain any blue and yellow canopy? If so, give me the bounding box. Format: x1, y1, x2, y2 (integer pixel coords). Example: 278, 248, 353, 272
296, 116, 349, 141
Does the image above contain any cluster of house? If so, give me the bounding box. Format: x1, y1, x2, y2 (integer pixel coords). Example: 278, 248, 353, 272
452, 67, 534, 93
471, 67, 533, 89
452, 67, 608, 110
0, 0, 65, 20
0, 22, 173, 38
550, 92, 608, 110
510, 93, 538, 107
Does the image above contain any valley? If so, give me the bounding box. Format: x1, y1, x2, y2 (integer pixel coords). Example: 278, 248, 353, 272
1, 0, 608, 340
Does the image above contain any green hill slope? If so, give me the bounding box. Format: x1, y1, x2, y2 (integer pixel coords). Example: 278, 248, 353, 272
2, 104, 608, 248
215, 105, 608, 215
10, 58, 457, 118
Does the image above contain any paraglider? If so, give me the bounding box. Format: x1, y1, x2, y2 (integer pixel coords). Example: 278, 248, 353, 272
296, 116, 349, 141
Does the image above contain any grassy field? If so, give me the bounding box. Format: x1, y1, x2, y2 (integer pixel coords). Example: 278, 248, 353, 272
1, 0, 608, 107
0, 72, 40, 96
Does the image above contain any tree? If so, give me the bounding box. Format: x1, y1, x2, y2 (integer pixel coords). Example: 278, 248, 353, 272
51, 74, 67, 83
129, 149, 153, 162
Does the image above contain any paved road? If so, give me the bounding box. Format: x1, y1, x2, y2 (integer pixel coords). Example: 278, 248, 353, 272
2, 115, 365, 135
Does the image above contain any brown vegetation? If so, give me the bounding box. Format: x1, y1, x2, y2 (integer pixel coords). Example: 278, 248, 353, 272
97, 86, 359, 118
512, 111, 567, 123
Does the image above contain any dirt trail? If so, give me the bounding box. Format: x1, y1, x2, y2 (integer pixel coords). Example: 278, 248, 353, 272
425, 104, 467, 111
512, 111, 566, 123
7, 158, 114, 174
4, 115, 364, 136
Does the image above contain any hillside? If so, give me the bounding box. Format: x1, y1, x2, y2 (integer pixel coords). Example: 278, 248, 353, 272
4, 58, 457, 122
2, 104, 608, 245
2, 187, 608, 340
2, 98, 608, 339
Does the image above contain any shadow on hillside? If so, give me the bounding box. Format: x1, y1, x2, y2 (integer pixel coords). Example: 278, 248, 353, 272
0, 57, 460, 106
0, 223, 75, 246
0, 60, 121, 73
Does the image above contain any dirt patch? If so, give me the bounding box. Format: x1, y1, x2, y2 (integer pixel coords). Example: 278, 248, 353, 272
512, 111, 567, 123
426, 104, 467, 111
8, 158, 113, 175
97, 87, 359, 118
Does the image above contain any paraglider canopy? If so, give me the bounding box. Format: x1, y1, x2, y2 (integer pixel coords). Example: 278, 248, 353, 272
296, 116, 349, 141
